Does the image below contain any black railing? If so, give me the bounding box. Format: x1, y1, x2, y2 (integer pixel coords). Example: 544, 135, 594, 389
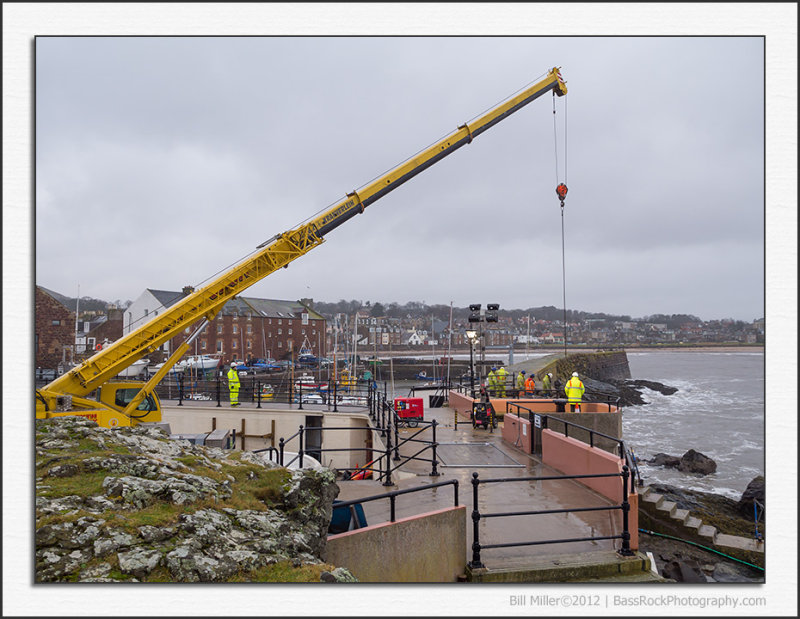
506, 405, 637, 494
328, 479, 460, 533
468, 467, 634, 569
153, 374, 373, 410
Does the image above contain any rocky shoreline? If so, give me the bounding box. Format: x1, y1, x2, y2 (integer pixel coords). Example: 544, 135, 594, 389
35, 416, 355, 583
637, 481, 765, 583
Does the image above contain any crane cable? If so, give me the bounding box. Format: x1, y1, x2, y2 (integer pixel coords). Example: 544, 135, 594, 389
553, 92, 569, 358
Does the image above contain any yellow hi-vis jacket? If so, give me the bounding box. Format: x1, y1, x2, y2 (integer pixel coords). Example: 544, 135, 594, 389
565, 377, 585, 403
516, 373, 526, 391
227, 367, 241, 389
487, 370, 497, 388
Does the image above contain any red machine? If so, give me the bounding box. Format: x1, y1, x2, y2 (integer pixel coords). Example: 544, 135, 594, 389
393, 397, 424, 427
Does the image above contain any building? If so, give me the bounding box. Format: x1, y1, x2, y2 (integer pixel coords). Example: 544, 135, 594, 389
75, 308, 123, 354
35, 286, 75, 370
163, 295, 327, 364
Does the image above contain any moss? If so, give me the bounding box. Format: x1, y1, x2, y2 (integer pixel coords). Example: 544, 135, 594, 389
37, 470, 109, 499
227, 560, 336, 583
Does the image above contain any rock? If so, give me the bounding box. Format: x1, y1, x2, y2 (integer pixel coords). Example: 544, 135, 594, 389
35, 416, 345, 582
737, 476, 765, 518
678, 449, 717, 475
648, 453, 681, 468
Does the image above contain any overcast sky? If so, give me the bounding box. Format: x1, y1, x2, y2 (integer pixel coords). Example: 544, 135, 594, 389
32, 34, 770, 321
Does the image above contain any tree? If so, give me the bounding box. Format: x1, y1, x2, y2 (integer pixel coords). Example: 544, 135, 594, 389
370, 302, 385, 317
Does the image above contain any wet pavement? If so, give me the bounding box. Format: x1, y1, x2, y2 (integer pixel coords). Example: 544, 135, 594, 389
335, 402, 623, 570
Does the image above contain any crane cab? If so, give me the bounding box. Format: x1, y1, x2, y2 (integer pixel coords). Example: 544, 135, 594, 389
36, 381, 162, 429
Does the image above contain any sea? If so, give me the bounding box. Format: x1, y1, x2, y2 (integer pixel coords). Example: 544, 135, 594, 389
385, 349, 766, 500
623, 350, 765, 499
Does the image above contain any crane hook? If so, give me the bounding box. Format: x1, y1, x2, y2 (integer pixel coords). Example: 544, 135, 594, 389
556, 183, 568, 207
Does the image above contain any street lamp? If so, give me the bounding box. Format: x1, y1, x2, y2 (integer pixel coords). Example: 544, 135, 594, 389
469, 303, 499, 392
465, 329, 478, 398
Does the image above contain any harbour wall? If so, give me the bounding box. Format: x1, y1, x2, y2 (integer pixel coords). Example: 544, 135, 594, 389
325, 505, 467, 582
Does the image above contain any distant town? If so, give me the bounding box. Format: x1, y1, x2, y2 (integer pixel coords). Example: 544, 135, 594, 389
36, 285, 765, 375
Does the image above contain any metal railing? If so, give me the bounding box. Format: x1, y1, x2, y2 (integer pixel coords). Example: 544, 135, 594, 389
155, 373, 373, 410
506, 405, 637, 494
468, 467, 634, 569
328, 479, 460, 532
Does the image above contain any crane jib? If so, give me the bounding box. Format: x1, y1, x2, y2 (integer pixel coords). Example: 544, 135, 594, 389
314, 79, 560, 239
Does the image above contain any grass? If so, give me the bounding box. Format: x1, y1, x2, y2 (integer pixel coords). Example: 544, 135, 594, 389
36, 469, 109, 499
227, 560, 337, 583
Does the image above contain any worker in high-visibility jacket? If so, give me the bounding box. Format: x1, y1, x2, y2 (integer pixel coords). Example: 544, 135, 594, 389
515, 370, 527, 396
227, 364, 241, 407
495, 366, 508, 397
565, 371, 585, 412
524, 374, 536, 397
487, 367, 498, 397
542, 372, 552, 394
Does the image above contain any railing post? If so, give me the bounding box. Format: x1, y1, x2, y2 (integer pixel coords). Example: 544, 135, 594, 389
382, 429, 394, 487
390, 494, 397, 522
468, 472, 484, 569
216, 373, 221, 407
430, 419, 440, 476
393, 405, 400, 461
619, 465, 634, 556
177, 373, 183, 406
279, 437, 285, 466
333, 376, 338, 412
257, 380, 262, 409
298, 376, 303, 410
299, 425, 305, 467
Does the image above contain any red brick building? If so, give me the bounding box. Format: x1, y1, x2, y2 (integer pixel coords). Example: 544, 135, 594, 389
167, 296, 327, 364
35, 286, 75, 369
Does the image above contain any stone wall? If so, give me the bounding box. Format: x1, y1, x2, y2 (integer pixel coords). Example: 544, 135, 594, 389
541, 351, 631, 383
35, 287, 75, 369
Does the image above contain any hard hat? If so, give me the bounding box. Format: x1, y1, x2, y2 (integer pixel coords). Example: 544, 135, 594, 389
491, 366, 497, 371
521, 370, 526, 374
572, 371, 579, 377
548, 373, 553, 377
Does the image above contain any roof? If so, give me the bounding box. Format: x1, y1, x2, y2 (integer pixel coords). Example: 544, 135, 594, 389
147, 289, 191, 308
236, 297, 325, 320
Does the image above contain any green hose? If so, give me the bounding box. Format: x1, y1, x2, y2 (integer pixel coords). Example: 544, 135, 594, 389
639, 528, 764, 572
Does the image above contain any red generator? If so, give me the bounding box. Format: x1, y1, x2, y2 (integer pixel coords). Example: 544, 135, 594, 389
393, 397, 424, 427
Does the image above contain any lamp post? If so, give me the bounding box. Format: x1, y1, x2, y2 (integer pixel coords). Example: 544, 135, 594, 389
468, 303, 499, 394
465, 329, 477, 398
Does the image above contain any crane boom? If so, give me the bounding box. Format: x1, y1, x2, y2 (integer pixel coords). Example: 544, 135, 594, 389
38, 67, 567, 424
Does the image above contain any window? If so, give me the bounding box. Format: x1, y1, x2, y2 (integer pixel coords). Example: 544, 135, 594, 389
301, 329, 305, 335
114, 388, 157, 412
247, 313, 252, 321
246, 325, 252, 334
246, 340, 252, 349
278, 342, 282, 348
217, 340, 223, 352
278, 319, 282, 325
233, 312, 238, 320
277, 329, 282, 335
51, 319, 61, 326
232, 340, 238, 349
288, 329, 292, 335
233, 325, 239, 335
201, 340, 207, 350
217, 324, 223, 334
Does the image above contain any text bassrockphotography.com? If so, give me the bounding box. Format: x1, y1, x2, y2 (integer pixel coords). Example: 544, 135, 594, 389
510, 593, 767, 610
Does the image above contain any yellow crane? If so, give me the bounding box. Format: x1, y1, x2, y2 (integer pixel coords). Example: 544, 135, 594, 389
36, 67, 568, 428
